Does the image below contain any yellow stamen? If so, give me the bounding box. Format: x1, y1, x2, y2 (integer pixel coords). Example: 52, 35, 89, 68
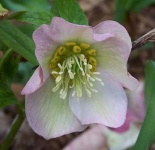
89, 57, 97, 66
50, 41, 98, 78
58, 46, 66, 55
49, 63, 57, 69
51, 56, 61, 64
65, 42, 76, 46
80, 43, 90, 49
49, 41, 104, 99
73, 45, 81, 53
86, 49, 96, 56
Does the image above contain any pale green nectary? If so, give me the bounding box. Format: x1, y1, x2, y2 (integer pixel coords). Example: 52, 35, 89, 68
21, 17, 139, 139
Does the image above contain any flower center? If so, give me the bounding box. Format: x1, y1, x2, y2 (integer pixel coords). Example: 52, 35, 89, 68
49, 42, 104, 99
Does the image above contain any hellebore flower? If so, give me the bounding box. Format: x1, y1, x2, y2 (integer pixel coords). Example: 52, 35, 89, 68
21, 17, 139, 139
64, 81, 145, 150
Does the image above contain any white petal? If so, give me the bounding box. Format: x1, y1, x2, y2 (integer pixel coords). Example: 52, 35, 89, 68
94, 37, 139, 90
26, 77, 86, 139
64, 125, 108, 150
69, 72, 127, 128
103, 124, 140, 150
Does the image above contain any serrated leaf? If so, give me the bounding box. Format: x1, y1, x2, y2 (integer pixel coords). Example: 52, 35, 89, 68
51, 0, 88, 25
133, 61, 155, 150
0, 80, 18, 108
0, 20, 38, 65
8, 11, 54, 27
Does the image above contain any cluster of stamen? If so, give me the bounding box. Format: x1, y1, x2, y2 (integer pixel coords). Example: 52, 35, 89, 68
49, 42, 104, 99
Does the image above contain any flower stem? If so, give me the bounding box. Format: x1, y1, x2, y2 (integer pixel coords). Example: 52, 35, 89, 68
0, 107, 25, 150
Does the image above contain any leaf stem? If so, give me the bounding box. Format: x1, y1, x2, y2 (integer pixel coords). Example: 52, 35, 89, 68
0, 108, 25, 150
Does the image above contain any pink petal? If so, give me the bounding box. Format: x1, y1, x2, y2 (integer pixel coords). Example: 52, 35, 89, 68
93, 20, 132, 54
126, 80, 145, 121
48, 17, 95, 44
110, 81, 145, 133
26, 77, 86, 139
64, 125, 108, 150
93, 33, 115, 42
21, 66, 44, 95
94, 37, 139, 90
33, 24, 59, 80
103, 124, 140, 150
111, 109, 138, 133
69, 72, 127, 128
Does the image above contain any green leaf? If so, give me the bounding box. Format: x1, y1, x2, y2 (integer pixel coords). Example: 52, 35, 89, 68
51, 0, 88, 25
0, 3, 8, 13
125, 0, 139, 10
17, 24, 36, 38
0, 80, 18, 108
0, 20, 38, 65
0, 3, 8, 19
0, 0, 50, 11
114, 0, 130, 23
0, 49, 20, 84
8, 11, 54, 27
114, 0, 155, 23
0, 40, 8, 51
131, 0, 155, 12
125, 0, 155, 12
145, 61, 155, 108
133, 61, 155, 150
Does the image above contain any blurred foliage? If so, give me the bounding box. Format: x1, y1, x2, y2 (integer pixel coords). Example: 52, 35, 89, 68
0, 50, 20, 109
0, 80, 19, 108
145, 61, 155, 108
0, 49, 19, 85
133, 61, 155, 150
17, 24, 36, 38
0, 40, 8, 52
13, 62, 34, 84
127, 0, 155, 12
114, 0, 155, 23
0, 3, 8, 12
0, 0, 51, 11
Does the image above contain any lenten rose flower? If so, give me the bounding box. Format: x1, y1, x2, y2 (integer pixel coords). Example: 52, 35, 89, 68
21, 17, 139, 139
